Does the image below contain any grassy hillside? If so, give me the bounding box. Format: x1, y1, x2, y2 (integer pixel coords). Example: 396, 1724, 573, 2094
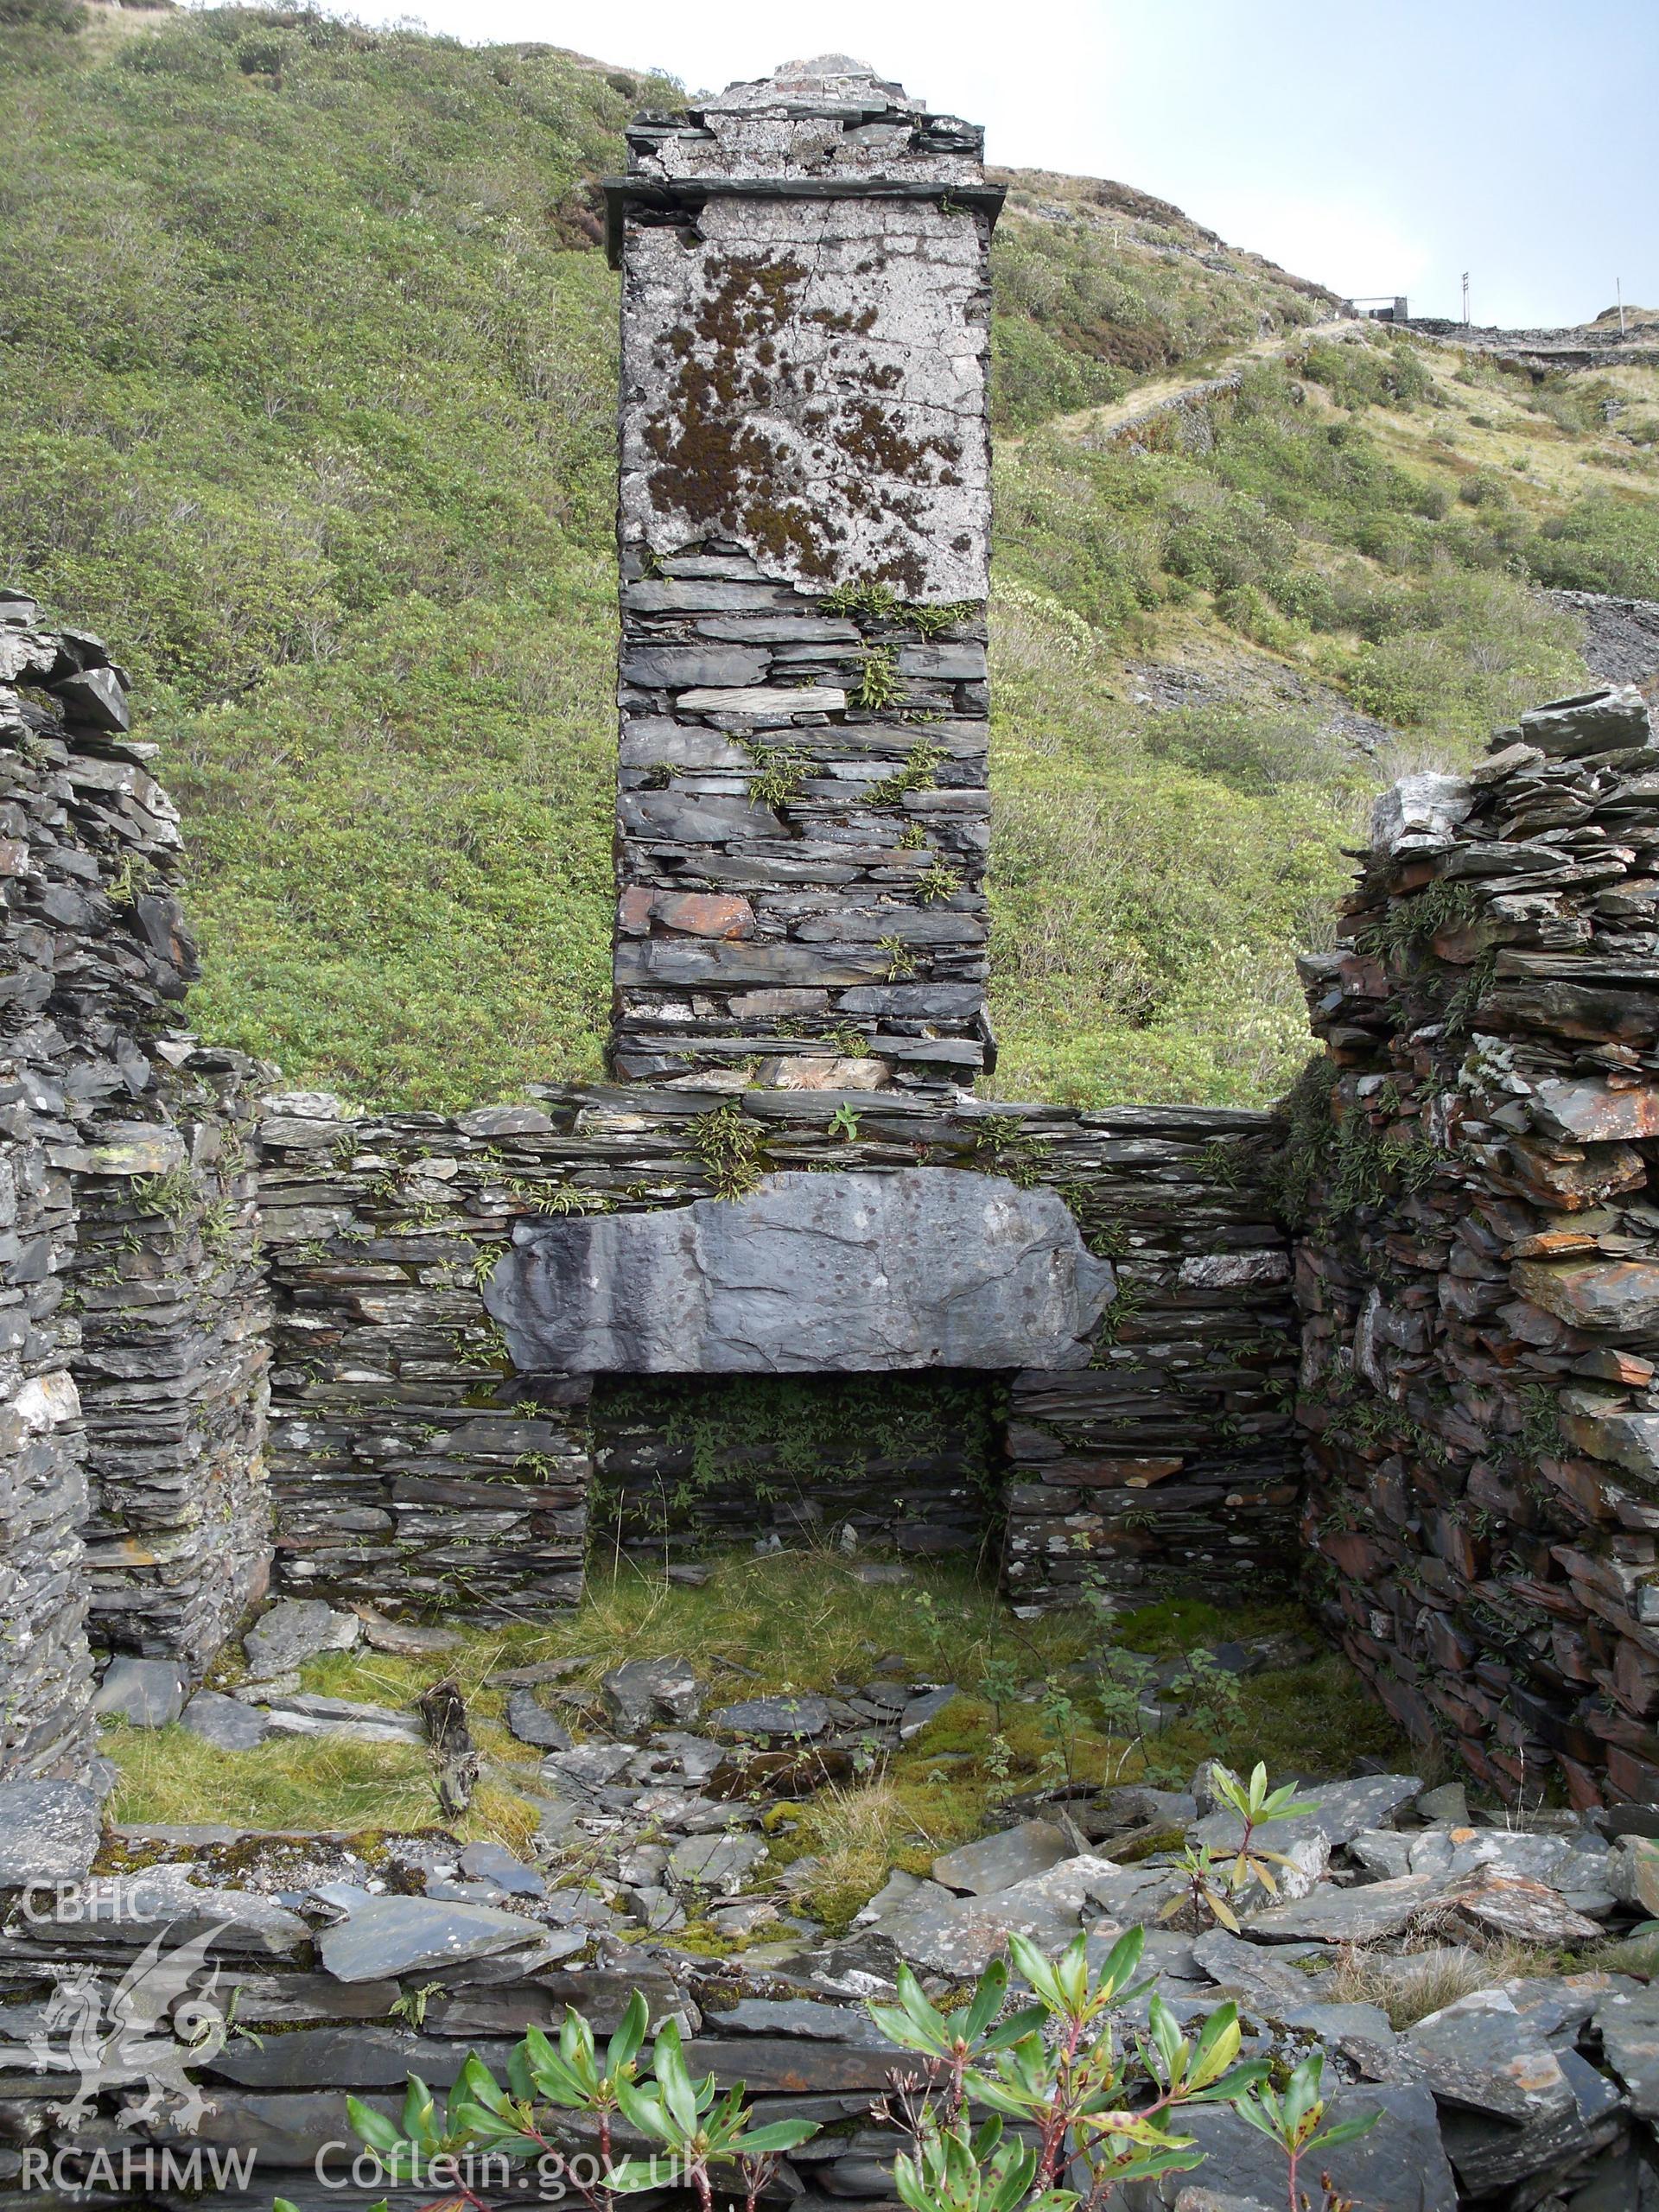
3, 5, 1657, 1108
987, 337, 1659, 1098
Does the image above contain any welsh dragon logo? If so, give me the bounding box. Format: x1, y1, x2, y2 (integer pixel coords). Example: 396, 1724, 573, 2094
25, 1920, 232, 2134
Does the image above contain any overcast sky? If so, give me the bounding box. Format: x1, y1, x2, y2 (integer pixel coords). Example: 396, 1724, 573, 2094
340, 0, 1656, 327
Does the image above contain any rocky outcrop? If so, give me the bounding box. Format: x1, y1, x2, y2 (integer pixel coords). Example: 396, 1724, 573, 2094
1295, 683, 1659, 1808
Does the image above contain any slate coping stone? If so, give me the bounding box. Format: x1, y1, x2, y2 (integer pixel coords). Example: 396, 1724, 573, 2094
1437, 2051, 1612, 2197
874, 1857, 1121, 1977
259, 1694, 424, 1745
818, 2157, 898, 2196
931, 1819, 1071, 1896
1119, 1928, 1205, 1981
181, 1691, 271, 1751
1244, 1872, 1449, 1943
714, 1999, 901, 2048
0, 1781, 101, 1887
311, 1888, 544, 1982
233, 1673, 301, 1700
1281, 1999, 1396, 2068
1189, 1929, 1338, 2004
1504, 1968, 1637, 2038
1433, 1828, 1605, 1885
459, 1842, 545, 1898
1348, 1829, 1412, 1880
676, 2037, 899, 2095
542, 1743, 638, 1793
1078, 1859, 1186, 1922
899, 1685, 959, 1739
1092, 1784, 1198, 1835
603, 1657, 702, 1732
1168, 2193, 1273, 2212
1594, 1980, 1659, 2119
35, 1866, 308, 1955
668, 1834, 768, 1897
207, 2025, 518, 2091
1399, 1989, 1577, 2123
116, 1822, 244, 1847
1416, 1782, 1470, 1824
856, 1867, 931, 1927
357, 1612, 464, 1659
93, 1656, 185, 1728
99, 2088, 396, 2166
1450, 1872, 1604, 1947
495, 1656, 593, 1688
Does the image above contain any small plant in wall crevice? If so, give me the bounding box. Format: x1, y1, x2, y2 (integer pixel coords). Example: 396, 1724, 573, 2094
690, 1100, 769, 1201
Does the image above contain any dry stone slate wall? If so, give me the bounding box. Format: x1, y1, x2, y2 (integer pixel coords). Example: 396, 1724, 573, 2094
71, 1052, 270, 1676
255, 1088, 1300, 1614
0, 593, 271, 1775
1295, 683, 1659, 1808
605, 60, 1001, 1092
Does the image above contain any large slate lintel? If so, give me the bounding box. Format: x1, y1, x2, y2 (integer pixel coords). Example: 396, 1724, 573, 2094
485, 1168, 1114, 1376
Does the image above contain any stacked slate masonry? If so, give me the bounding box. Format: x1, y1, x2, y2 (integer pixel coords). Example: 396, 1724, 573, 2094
1296, 683, 1659, 1809
0, 594, 270, 1777
255, 1089, 1300, 1613
606, 59, 1001, 1091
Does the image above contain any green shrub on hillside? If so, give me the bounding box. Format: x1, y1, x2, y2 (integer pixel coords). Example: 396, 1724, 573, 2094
1298, 338, 1433, 412
992, 436, 1166, 630
1139, 704, 1347, 795
996, 363, 1594, 750
983, 588, 1357, 1108
1522, 377, 1623, 436
991, 312, 1124, 432
989, 196, 1329, 429
0, 0, 84, 29
0, 10, 653, 1102
1529, 492, 1659, 598
1348, 569, 1582, 736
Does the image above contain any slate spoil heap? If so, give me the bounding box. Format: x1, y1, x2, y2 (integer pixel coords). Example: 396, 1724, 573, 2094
1298, 683, 1659, 1809
0, 593, 270, 1780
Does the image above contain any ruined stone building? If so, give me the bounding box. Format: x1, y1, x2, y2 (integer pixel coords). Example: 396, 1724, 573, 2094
3, 58, 1659, 1826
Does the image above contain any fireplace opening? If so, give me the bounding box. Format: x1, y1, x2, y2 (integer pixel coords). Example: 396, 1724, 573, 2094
587, 1370, 1011, 1574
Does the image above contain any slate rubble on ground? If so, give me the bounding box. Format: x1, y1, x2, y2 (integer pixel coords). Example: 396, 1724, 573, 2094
21, 1629, 1659, 2209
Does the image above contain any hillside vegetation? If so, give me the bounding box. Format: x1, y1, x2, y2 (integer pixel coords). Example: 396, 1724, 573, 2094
3, 4, 1657, 1108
